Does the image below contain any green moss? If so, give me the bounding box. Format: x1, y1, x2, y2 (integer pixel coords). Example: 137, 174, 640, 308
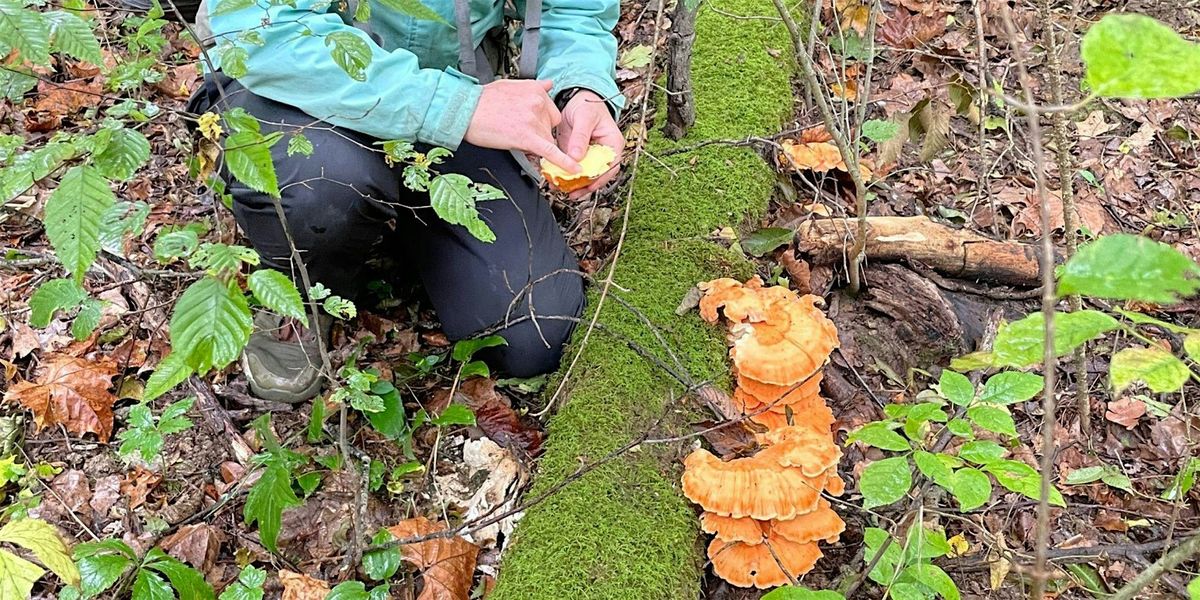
490, 1, 794, 598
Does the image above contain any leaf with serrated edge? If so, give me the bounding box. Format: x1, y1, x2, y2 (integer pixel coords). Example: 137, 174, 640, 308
169, 277, 253, 373
248, 270, 306, 320
224, 131, 279, 197
0, 518, 80, 586
45, 165, 115, 280
29, 278, 87, 327
243, 461, 301, 553
0, 547, 44, 600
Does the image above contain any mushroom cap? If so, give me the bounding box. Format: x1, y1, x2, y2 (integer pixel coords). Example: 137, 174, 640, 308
540, 144, 617, 192
770, 499, 845, 544
756, 425, 842, 477
729, 295, 839, 386
683, 449, 826, 520
747, 410, 793, 431
736, 370, 823, 408
707, 536, 823, 588
700, 512, 766, 545
825, 473, 846, 496
698, 277, 768, 323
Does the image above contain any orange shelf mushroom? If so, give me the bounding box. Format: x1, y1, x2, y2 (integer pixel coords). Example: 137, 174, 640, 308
683, 277, 845, 589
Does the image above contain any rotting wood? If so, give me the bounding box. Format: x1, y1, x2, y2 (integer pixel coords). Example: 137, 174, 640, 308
795, 216, 1041, 286
664, 0, 699, 140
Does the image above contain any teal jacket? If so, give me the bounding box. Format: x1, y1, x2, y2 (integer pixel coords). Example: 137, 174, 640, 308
208, 0, 622, 149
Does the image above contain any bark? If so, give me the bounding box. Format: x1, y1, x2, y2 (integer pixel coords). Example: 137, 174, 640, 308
663, 0, 698, 140
796, 216, 1042, 286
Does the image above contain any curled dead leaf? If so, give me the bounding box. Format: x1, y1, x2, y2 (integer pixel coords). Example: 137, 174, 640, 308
279, 570, 330, 600
160, 524, 222, 574
120, 466, 162, 510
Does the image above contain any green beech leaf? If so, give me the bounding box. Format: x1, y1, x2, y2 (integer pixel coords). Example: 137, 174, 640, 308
71, 298, 101, 340
980, 371, 1044, 405
429, 173, 497, 243
29, 278, 87, 327
984, 459, 1065, 507
0, 518, 80, 586
243, 460, 302, 553
326, 31, 372, 81
375, 0, 447, 23
99, 200, 150, 256
958, 440, 1005, 465
846, 422, 910, 451
992, 310, 1119, 368
286, 133, 313, 157
966, 405, 1018, 438
1081, 15, 1200, 100
1110, 347, 1191, 393
169, 277, 253, 373
45, 10, 102, 64
0, 0, 51, 65
144, 352, 194, 402
860, 456, 911, 509
741, 227, 794, 257
948, 467, 991, 511
1059, 234, 1200, 302
92, 128, 150, 181
248, 269, 306, 320
224, 131, 280, 197
45, 165, 115, 281
154, 229, 200, 263
938, 370, 974, 406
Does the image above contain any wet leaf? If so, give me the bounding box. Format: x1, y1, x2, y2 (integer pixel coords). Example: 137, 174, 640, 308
452, 379, 544, 456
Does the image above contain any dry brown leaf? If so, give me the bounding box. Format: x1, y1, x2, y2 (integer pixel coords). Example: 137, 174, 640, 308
387, 517, 479, 600
1076, 110, 1118, 138
160, 524, 221, 573
1105, 398, 1146, 430
781, 141, 845, 172
1012, 190, 1109, 236
839, 4, 871, 35
916, 100, 952, 161
90, 475, 121, 516
798, 125, 832, 144
279, 570, 330, 600
878, 7, 945, 49
120, 466, 162, 510
3, 354, 118, 441
9, 322, 40, 359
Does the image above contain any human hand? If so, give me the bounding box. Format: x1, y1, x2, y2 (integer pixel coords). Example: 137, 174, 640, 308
556, 89, 624, 200
465, 79, 580, 173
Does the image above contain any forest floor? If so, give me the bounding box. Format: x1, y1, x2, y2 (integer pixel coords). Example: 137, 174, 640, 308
2, 0, 1200, 598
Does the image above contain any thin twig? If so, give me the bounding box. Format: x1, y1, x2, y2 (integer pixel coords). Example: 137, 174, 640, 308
1108, 534, 1200, 600
1002, 8, 1060, 599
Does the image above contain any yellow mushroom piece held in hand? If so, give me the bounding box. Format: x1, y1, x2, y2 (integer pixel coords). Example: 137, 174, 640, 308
540, 144, 617, 192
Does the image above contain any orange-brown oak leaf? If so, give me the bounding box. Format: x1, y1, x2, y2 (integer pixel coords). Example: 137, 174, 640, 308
4, 355, 117, 441
387, 517, 479, 600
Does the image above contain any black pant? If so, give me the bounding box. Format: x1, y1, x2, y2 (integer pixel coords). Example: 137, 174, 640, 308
189, 76, 585, 377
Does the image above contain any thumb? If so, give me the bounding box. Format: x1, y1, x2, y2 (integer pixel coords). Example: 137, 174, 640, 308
536, 79, 555, 92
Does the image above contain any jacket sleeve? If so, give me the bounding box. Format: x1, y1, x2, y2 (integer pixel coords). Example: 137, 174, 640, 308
521, 0, 625, 114
208, 1, 482, 148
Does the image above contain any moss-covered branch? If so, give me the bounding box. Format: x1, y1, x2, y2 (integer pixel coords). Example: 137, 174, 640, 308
490, 0, 796, 597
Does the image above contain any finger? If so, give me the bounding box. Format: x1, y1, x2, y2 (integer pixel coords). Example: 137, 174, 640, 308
530, 136, 580, 173
536, 79, 555, 92
544, 96, 563, 128
566, 113, 594, 160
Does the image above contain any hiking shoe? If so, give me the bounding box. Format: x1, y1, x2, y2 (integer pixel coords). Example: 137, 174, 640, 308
241, 312, 332, 403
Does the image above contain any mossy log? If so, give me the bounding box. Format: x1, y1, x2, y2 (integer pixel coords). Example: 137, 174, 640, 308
489, 1, 795, 598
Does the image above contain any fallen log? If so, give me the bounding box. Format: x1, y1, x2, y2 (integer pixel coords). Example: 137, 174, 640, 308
795, 216, 1042, 286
